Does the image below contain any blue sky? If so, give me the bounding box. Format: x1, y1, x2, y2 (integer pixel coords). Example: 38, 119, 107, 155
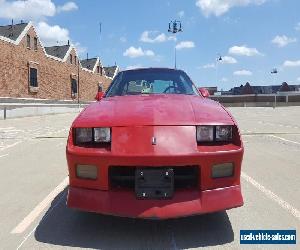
0, 0, 300, 90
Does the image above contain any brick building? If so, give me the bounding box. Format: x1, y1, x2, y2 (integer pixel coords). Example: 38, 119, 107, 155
0, 21, 117, 101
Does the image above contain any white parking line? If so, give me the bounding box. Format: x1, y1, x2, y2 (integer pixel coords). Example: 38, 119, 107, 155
269, 135, 300, 145
241, 172, 300, 221
0, 129, 23, 132
0, 141, 22, 152
16, 191, 67, 250
0, 127, 15, 130
11, 177, 68, 234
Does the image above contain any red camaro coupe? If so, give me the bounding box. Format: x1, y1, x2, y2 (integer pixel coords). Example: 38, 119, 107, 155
66, 68, 244, 219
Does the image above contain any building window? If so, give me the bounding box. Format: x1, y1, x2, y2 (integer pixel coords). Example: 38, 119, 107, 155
100, 67, 103, 76
71, 78, 78, 96
27, 34, 31, 49
34, 37, 38, 50
70, 54, 73, 64
75, 56, 77, 65
97, 66, 103, 76
29, 68, 38, 87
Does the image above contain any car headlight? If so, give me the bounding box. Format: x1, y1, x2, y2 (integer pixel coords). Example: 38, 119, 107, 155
94, 128, 111, 142
74, 127, 111, 145
216, 125, 232, 142
196, 126, 214, 142
75, 128, 93, 143
196, 125, 233, 143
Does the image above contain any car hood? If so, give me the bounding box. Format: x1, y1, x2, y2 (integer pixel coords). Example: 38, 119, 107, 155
74, 94, 234, 127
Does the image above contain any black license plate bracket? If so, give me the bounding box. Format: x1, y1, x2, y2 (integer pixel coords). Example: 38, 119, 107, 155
135, 168, 174, 199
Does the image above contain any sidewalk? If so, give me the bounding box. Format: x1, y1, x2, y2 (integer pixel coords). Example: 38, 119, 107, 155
0, 98, 89, 119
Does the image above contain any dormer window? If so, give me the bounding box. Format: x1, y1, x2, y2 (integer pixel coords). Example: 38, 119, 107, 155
96, 66, 103, 75
34, 37, 38, 51
27, 34, 31, 49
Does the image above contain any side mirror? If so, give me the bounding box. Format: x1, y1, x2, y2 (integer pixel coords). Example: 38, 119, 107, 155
198, 88, 210, 98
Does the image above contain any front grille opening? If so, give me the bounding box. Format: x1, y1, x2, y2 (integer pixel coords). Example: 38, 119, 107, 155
109, 166, 199, 190
173, 167, 199, 189
109, 166, 135, 189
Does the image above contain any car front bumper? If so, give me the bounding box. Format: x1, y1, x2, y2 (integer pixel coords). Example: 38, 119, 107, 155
66, 129, 244, 219
67, 184, 243, 219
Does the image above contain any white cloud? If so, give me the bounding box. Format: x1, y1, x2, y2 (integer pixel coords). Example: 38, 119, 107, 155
229, 45, 262, 56
221, 77, 228, 82
283, 60, 300, 67
73, 42, 87, 56
178, 10, 185, 18
57, 2, 78, 13
140, 31, 176, 43
201, 55, 237, 69
220, 56, 237, 64
120, 36, 127, 43
0, 0, 78, 20
175, 41, 195, 50
196, 0, 267, 17
0, 0, 56, 20
233, 70, 253, 76
126, 64, 143, 70
37, 21, 86, 53
123, 46, 155, 58
295, 22, 300, 31
36, 21, 70, 46
202, 63, 215, 69
297, 77, 300, 82
271, 35, 297, 48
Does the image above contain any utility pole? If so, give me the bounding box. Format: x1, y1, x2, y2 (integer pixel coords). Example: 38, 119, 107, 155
77, 57, 80, 105
99, 22, 102, 58
168, 20, 182, 69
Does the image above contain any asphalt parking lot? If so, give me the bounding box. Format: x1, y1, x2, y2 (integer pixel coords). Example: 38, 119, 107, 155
0, 107, 299, 249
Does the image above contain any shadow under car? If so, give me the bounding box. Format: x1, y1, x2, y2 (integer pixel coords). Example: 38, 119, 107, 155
34, 188, 234, 250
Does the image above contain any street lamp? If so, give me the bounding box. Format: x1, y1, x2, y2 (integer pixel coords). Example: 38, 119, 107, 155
216, 54, 223, 86
271, 68, 278, 108
271, 68, 278, 74
271, 68, 278, 85
168, 20, 183, 69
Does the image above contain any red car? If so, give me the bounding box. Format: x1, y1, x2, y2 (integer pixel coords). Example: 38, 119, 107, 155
66, 68, 244, 219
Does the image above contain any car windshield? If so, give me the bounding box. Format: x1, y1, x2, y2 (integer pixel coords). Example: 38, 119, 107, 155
105, 69, 199, 97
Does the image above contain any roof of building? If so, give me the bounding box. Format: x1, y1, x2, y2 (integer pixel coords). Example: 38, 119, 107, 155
0, 21, 118, 73
80, 58, 98, 70
104, 66, 118, 78
0, 22, 28, 41
44, 45, 70, 59
229, 83, 300, 95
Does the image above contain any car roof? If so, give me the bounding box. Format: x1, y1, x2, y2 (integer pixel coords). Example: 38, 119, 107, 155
119, 67, 185, 73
